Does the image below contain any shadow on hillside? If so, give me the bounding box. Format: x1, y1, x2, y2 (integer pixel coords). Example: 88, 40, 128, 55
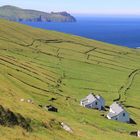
129, 118, 137, 125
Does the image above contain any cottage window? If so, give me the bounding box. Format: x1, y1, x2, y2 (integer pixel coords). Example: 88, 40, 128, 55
116, 118, 118, 120
123, 113, 125, 117
95, 102, 98, 105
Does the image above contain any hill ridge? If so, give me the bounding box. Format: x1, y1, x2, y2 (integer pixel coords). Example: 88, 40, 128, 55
0, 5, 76, 22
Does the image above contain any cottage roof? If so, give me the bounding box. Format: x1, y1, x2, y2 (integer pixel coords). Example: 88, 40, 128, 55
107, 102, 126, 118
81, 93, 103, 105
110, 102, 124, 113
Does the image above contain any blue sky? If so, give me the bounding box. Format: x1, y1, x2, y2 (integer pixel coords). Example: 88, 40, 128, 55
0, 0, 140, 15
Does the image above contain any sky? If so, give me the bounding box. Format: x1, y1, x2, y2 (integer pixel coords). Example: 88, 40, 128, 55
0, 0, 140, 15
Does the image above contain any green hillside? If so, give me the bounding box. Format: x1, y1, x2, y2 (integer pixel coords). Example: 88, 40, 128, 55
0, 18, 140, 140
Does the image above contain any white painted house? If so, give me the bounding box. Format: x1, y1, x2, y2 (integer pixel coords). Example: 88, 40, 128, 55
107, 102, 130, 123
80, 93, 105, 110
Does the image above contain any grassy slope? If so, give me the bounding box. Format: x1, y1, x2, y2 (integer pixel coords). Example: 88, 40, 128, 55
0, 19, 140, 140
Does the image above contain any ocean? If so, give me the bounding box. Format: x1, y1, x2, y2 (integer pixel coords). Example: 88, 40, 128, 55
21, 16, 140, 48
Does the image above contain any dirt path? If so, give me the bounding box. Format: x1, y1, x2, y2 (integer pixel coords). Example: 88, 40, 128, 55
114, 69, 140, 102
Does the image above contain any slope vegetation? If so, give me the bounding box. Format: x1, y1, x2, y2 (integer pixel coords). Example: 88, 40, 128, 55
0, 19, 140, 140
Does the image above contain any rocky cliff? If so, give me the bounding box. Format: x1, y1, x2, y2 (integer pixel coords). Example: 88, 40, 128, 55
0, 5, 76, 22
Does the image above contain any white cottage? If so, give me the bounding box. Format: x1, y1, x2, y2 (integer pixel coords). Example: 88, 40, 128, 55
107, 102, 130, 123
80, 93, 105, 110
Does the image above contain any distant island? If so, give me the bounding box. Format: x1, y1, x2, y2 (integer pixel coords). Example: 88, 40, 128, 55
0, 5, 76, 22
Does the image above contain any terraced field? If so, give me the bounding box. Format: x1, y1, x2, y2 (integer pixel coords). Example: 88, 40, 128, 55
0, 19, 140, 140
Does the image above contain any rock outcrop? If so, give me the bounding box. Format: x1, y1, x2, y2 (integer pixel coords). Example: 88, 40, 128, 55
0, 105, 32, 131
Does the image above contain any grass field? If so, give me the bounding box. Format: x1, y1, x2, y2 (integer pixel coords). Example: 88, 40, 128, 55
0, 19, 140, 140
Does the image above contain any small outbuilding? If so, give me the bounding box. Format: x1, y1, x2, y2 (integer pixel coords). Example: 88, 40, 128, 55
44, 105, 58, 112
80, 93, 105, 110
130, 130, 140, 138
107, 102, 130, 123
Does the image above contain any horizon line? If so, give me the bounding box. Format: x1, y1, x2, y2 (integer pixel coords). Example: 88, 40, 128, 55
1, 4, 140, 17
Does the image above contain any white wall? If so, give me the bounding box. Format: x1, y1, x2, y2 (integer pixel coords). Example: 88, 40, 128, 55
85, 100, 102, 110
81, 98, 105, 110
110, 111, 130, 122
